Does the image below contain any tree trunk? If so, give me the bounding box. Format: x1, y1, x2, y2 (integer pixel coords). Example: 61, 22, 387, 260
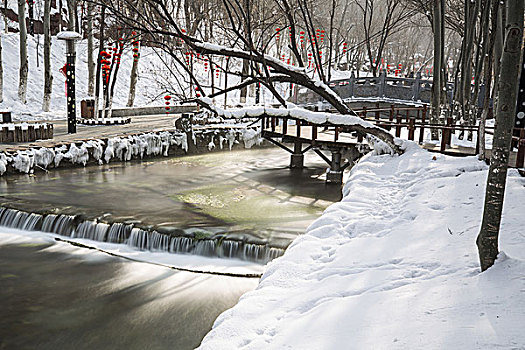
67, 0, 76, 31
17, 0, 28, 104
239, 45, 250, 104
477, 0, 523, 272
42, 0, 52, 112
0, 34, 3, 103
3, 0, 7, 34
431, 0, 443, 140
127, 45, 140, 107
478, 0, 500, 160
87, 0, 95, 96
94, 6, 105, 119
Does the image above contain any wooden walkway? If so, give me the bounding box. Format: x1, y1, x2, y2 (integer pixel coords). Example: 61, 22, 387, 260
0, 114, 177, 153
260, 104, 525, 181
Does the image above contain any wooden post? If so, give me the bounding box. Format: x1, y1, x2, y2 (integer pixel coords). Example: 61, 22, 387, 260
475, 124, 481, 155
28, 125, 36, 141
283, 118, 288, 135
408, 117, 415, 140
388, 104, 394, 130
440, 124, 449, 152
334, 126, 339, 141
35, 125, 42, 140
271, 117, 276, 132
296, 120, 301, 138
419, 106, 426, 144
312, 124, 317, 141
447, 117, 453, 146
362, 106, 367, 119
261, 117, 265, 131
357, 133, 363, 142
14, 126, 22, 142
375, 104, 380, 125
395, 114, 402, 137
516, 128, 525, 168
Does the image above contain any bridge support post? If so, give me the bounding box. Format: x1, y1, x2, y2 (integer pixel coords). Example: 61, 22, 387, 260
290, 141, 304, 169
326, 150, 343, 184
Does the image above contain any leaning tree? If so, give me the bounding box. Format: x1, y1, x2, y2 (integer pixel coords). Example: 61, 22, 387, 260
98, 0, 402, 153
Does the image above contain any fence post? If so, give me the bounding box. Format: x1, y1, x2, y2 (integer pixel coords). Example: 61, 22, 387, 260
395, 114, 402, 137
419, 106, 427, 143
408, 117, 415, 140
349, 71, 355, 97
388, 104, 394, 131
415, 72, 423, 101
379, 69, 386, 97
440, 122, 449, 152
283, 118, 288, 135
447, 116, 453, 146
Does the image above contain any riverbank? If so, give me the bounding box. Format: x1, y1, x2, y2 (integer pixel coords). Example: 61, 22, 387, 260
198, 142, 525, 349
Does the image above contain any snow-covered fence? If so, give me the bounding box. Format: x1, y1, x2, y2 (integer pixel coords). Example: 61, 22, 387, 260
0, 125, 263, 176
0, 123, 53, 142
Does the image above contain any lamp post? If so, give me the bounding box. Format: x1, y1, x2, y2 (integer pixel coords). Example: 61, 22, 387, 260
57, 31, 82, 134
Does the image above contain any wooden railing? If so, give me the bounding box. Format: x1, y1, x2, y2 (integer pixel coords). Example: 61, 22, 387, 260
260, 106, 525, 168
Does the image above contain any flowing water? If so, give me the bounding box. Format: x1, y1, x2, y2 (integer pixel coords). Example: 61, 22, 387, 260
0, 147, 343, 349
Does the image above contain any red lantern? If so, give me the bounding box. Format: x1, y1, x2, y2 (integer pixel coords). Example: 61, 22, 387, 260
164, 95, 171, 100
165, 106, 170, 110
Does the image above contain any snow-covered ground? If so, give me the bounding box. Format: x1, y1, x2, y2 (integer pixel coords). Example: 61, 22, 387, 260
199, 142, 525, 349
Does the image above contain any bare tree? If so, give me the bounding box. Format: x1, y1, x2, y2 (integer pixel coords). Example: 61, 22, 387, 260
430, 0, 444, 140
87, 0, 95, 96
42, 0, 53, 111
17, 0, 28, 103
98, 0, 402, 153
477, 0, 523, 271
355, 0, 413, 77
0, 32, 3, 104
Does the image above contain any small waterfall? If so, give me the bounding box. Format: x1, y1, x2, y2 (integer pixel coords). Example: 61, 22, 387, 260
106, 223, 133, 243
0, 208, 43, 231
72, 221, 110, 241
0, 206, 286, 264
41, 214, 76, 236
149, 231, 171, 251
194, 240, 217, 257
217, 240, 242, 259
127, 228, 150, 250
169, 236, 193, 254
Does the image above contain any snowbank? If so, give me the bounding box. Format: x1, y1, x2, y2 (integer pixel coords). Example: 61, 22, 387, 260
199, 143, 525, 349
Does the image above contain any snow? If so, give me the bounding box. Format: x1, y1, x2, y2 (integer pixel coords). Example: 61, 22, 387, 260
199, 142, 525, 349
56, 31, 82, 41
0, 130, 189, 174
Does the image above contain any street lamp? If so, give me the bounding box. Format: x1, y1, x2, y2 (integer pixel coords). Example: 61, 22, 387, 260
57, 31, 82, 134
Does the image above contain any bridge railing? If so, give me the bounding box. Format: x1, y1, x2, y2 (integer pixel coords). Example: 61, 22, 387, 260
259, 107, 525, 168
296, 70, 453, 105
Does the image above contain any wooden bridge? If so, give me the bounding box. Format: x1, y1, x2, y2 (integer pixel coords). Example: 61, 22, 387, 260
260, 104, 525, 183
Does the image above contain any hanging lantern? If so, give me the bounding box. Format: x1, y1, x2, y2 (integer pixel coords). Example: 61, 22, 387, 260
164, 95, 171, 100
